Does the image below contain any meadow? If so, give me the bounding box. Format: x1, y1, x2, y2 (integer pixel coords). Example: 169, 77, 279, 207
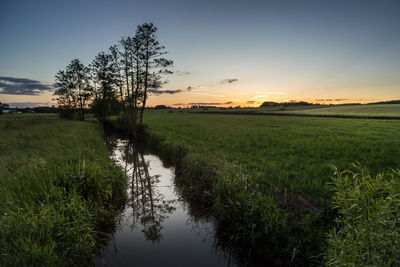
134, 110, 400, 264
282, 104, 400, 117
0, 114, 126, 266
2, 111, 399, 265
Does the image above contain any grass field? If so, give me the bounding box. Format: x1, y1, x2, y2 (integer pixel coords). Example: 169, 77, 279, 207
144, 111, 400, 197
283, 104, 400, 117
192, 104, 400, 119
0, 114, 126, 266
3, 112, 398, 265
135, 111, 400, 263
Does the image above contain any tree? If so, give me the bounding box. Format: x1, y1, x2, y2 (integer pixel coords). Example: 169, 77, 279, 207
109, 45, 124, 101
90, 52, 120, 122
136, 23, 173, 125
54, 59, 92, 120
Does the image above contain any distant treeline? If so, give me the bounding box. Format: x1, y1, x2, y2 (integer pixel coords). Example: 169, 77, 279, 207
0, 103, 59, 114
260, 101, 314, 107
367, 99, 400, 105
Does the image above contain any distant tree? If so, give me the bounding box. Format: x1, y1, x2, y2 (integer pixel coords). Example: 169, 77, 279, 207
154, 105, 169, 109
54, 59, 92, 120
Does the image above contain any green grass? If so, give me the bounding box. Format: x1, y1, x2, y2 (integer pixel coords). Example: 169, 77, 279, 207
132, 111, 400, 264
143, 111, 400, 198
0, 114, 126, 266
283, 104, 400, 117
191, 104, 400, 119
326, 165, 400, 266
191, 105, 326, 113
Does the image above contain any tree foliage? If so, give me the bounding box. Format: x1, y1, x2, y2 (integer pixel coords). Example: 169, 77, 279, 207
54, 59, 92, 121
90, 52, 120, 122
53, 22, 173, 131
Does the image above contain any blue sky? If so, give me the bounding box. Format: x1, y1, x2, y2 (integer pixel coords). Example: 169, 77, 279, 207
1, 0, 400, 107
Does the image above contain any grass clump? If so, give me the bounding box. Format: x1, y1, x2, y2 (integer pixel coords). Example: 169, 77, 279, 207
0, 114, 126, 266
326, 164, 400, 266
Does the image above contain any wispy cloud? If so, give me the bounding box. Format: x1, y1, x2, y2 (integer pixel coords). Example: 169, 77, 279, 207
175, 71, 191, 76
188, 101, 232, 105
255, 91, 286, 95
0, 76, 53, 95
315, 98, 349, 102
221, 78, 238, 84
172, 101, 232, 106
246, 100, 257, 104
186, 85, 209, 92
150, 89, 185, 95
192, 91, 225, 97
253, 95, 268, 99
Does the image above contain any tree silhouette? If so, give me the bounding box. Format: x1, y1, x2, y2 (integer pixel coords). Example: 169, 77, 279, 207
90, 51, 120, 122
136, 23, 173, 124
54, 59, 92, 120
54, 22, 172, 131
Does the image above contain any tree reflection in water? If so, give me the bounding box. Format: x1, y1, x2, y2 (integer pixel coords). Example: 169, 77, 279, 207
102, 133, 239, 266
110, 136, 176, 243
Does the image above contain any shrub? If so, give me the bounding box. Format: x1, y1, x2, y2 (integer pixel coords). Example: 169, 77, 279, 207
326, 164, 400, 266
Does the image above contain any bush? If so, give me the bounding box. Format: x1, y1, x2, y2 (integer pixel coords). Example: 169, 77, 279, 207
326, 164, 400, 266
58, 108, 77, 120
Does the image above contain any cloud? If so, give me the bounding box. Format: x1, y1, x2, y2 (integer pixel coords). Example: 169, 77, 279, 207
0, 76, 53, 95
255, 91, 286, 95
6, 102, 55, 108
186, 85, 206, 92
175, 71, 191, 76
221, 79, 238, 84
246, 101, 257, 104
315, 98, 349, 102
172, 103, 185, 106
253, 95, 268, 99
150, 89, 184, 95
266, 91, 286, 95
188, 101, 232, 106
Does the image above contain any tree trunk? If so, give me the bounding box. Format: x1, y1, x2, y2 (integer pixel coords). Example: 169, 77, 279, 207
130, 55, 137, 131
139, 41, 149, 125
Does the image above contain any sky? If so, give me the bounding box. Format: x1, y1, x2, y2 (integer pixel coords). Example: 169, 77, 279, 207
1, 0, 400, 108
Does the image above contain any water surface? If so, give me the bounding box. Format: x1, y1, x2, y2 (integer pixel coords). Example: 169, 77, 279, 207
98, 135, 235, 266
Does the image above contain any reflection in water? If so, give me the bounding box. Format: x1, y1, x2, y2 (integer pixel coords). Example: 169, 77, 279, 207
99, 134, 235, 267
122, 139, 176, 243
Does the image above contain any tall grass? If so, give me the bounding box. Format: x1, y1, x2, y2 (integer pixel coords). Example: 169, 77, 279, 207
326, 164, 400, 266
0, 114, 126, 265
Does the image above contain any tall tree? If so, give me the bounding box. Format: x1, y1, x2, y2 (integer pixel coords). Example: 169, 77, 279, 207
128, 35, 144, 130
90, 51, 119, 122
109, 45, 124, 101
119, 37, 132, 101
136, 23, 173, 125
54, 59, 92, 120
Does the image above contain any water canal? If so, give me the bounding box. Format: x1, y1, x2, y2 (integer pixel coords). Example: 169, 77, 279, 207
97, 134, 236, 266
